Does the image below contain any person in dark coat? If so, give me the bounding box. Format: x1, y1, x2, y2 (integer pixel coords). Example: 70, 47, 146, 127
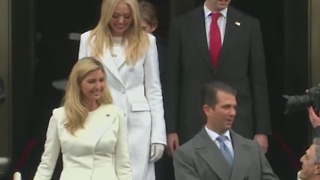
164, 0, 271, 159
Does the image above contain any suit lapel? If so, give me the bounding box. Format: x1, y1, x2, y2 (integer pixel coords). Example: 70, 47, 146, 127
189, 7, 213, 73
195, 128, 232, 180
215, 6, 243, 76
100, 48, 125, 86
229, 130, 251, 180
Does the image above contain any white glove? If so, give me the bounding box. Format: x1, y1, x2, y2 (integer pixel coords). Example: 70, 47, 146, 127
149, 143, 165, 163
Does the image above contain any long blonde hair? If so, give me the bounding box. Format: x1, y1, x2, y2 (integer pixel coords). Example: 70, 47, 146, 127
89, 0, 149, 64
63, 57, 113, 134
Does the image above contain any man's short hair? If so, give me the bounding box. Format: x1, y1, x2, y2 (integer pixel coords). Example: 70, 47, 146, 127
200, 81, 236, 108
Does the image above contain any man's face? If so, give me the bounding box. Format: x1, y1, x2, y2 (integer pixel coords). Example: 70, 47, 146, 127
140, 19, 156, 34
205, 0, 231, 12
204, 91, 237, 134
299, 144, 320, 179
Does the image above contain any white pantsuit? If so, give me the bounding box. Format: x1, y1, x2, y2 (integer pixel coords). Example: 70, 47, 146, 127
79, 31, 166, 180
34, 104, 132, 180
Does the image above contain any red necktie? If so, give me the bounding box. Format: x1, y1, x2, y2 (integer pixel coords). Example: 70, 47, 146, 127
209, 13, 221, 68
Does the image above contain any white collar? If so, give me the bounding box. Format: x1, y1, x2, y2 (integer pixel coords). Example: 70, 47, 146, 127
205, 126, 232, 141
203, 4, 228, 18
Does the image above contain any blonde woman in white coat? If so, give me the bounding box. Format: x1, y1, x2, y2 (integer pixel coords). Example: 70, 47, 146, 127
78, 0, 166, 180
34, 57, 132, 180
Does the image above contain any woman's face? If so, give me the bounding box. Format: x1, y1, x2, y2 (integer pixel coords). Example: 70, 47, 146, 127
109, 2, 133, 37
80, 69, 105, 104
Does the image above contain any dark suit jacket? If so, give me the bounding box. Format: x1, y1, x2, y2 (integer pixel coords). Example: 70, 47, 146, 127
173, 128, 278, 180
154, 33, 167, 84
171, 0, 205, 17
163, 5, 271, 143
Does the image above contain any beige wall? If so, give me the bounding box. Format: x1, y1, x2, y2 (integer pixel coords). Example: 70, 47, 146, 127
310, 0, 320, 85
0, 0, 12, 157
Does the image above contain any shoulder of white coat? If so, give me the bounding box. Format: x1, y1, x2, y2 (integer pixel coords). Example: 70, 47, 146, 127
52, 106, 67, 124
80, 30, 92, 41
147, 33, 156, 44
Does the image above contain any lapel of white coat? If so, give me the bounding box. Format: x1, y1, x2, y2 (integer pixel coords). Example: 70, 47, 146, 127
100, 48, 125, 86
80, 105, 116, 148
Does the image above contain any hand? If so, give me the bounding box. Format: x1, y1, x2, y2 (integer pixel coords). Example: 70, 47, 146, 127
308, 107, 320, 128
150, 143, 165, 162
254, 134, 268, 153
166, 133, 180, 157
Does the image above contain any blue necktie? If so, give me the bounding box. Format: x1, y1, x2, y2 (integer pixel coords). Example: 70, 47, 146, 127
216, 135, 233, 167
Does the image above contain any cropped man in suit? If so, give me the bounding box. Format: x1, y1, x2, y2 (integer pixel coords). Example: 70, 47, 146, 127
164, 0, 271, 159
173, 81, 278, 180
297, 107, 320, 180
298, 137, 320, 180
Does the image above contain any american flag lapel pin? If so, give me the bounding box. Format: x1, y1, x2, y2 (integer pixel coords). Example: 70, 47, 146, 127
235, 21, 241, 26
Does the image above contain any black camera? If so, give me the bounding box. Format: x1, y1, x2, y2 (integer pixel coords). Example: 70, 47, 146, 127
283, 84, 320, 114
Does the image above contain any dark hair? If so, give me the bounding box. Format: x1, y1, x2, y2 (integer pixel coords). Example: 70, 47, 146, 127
200, 81, 236, 108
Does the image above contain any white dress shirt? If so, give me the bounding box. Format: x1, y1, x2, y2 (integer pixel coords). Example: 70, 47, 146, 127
203, 4, 228, 47
205, 126, 234, 157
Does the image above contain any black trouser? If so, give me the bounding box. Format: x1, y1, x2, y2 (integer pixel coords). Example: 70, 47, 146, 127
155, 153, 175, 180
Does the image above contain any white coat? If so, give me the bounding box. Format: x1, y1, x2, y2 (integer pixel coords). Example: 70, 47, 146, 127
79, 31, 166, 180
33, 104, 132, 180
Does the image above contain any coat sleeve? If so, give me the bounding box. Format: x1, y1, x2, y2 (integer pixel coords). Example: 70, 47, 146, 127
173, 147, 201, 180
249, 19, 271, 135
144, 34, 167, 145
115, 110, 132, 180
163, 18, 182, 134
258, 143, 279, 180
33, 113, 60, 180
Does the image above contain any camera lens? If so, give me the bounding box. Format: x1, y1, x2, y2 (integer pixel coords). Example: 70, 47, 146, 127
283, 94, 312, 114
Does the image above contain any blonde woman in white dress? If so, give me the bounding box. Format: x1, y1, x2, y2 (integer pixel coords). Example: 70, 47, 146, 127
78, 0, 166, 180
34, 57, 132, 180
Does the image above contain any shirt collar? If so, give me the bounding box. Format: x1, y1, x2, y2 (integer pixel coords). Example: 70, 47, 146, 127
205, 126, 232, 141
203, 4, 228, 18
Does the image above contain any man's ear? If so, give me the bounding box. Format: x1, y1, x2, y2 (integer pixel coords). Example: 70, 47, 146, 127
202, 104, 210, 116
314, 165, 320, 175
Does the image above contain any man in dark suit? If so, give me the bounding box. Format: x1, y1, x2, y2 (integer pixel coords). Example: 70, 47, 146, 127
171, 0, 205, 17
163, 0, 271, 158
173, 82, 278, 180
